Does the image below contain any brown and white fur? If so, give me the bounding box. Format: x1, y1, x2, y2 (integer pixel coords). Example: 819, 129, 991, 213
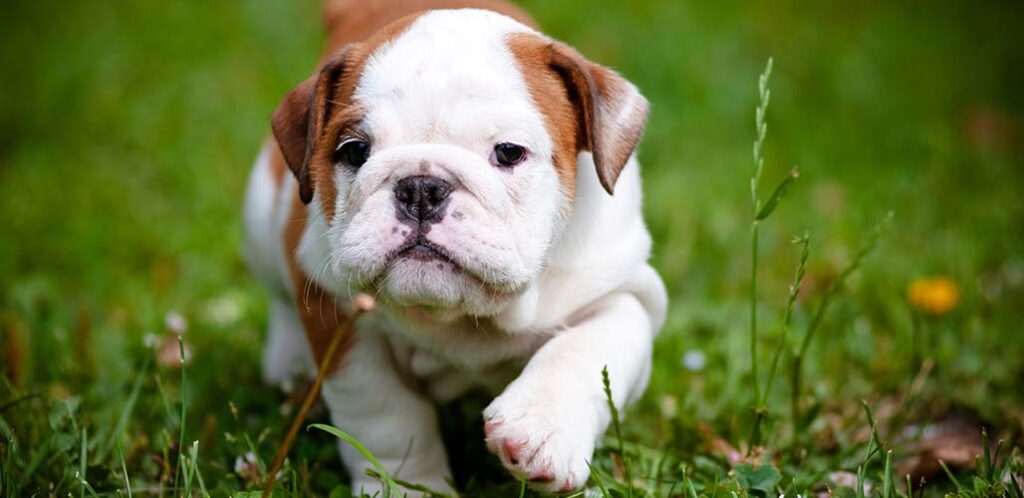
243, 0, 667, 494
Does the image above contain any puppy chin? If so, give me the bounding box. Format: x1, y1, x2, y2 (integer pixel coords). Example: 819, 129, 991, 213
381, 258, 466, 308
374, 256, 518, 319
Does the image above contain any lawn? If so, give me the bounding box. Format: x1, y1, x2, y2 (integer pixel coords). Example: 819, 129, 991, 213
1, 0, 1023, 496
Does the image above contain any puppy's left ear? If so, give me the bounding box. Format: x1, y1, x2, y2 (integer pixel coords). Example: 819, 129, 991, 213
549, 43, 649, 195
271, 48, 355, 204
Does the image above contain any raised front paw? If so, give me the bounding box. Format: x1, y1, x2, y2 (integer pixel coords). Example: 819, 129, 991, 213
482, 389, 600, 493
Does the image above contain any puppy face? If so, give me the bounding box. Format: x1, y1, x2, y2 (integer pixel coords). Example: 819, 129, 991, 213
272, 10, 648, 318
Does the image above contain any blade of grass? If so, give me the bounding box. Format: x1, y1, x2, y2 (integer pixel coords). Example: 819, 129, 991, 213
75, 470, 101, 498
764, 232, 810, 403
856, 464, 867, 498
588, 462, 613, 498
665, 481, 679, 498
602, 366, 632, 497
195, 446, 209, 498
182, 440, 199, 498
751, 218, 761, 406
174, 336, 187, 498
117, 442, 132, 498
748, 57, 773, 441
650, 453, 667, 496
311, 424, 403, 497
365, 468, 454, 498
797, 211, 894, 360
749, 180, 801, 450
939, 460, 962, 491
755, 168, 799, 221
154, 375, 176, 428
792, 213, 892, 439
1009, 472, 1023, 498
992, 438, 1005, 482
79, 427, 87, 498
852, 401, 883, 498
882, 450, 893, 498
982, 428, 991, 480
862, 401, 883, 462
99, 355, 151, 461
682, 464, 699, 498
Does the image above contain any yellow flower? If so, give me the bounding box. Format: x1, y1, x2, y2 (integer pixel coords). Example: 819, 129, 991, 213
908, 277, 959, 315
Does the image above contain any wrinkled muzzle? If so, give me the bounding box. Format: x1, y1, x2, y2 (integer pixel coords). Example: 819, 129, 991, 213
328, 143, 541, 313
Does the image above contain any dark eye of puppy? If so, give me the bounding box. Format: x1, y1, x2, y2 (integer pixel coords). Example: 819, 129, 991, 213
492, 143, 527, 167
333, 139, 370, 167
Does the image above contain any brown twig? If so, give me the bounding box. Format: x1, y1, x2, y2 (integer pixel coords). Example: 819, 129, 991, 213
262, 294, 376, 498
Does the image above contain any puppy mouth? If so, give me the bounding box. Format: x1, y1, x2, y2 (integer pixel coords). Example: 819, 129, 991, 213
389, 236, 459, 266
374, 233, 526, 303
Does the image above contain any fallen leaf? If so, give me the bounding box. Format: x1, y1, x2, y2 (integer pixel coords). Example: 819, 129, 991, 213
897, 418, 983, 479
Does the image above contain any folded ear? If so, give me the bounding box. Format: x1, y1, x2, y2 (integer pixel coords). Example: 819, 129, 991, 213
548, 42, 649, 195
270, 48, 354, 204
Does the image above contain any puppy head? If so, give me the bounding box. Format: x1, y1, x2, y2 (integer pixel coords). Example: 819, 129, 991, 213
271, 10, 648, 318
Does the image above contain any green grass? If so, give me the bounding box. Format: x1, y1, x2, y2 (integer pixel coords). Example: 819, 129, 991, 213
2, 0, 1024, 496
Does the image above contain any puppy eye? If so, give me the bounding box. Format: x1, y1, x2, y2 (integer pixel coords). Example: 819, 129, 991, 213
333, 138, 370, 167
491, 143, 527, 167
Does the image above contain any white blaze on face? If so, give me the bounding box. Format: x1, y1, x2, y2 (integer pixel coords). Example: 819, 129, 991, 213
326, 10, 567, 315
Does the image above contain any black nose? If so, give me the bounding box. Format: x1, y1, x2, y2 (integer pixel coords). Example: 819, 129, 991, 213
394, 176, 453, 223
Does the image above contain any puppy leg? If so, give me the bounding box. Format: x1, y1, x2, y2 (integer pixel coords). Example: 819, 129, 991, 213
261, 297, 314, 386
484, 293, 655, 493
321, 331, 453, 496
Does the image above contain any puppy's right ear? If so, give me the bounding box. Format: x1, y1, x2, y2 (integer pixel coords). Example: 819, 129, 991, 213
271, 48, 354, 204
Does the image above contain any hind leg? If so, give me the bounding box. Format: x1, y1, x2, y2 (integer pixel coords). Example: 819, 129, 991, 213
262, 297, 314, 387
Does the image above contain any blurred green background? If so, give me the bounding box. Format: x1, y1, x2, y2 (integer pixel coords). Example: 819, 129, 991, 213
1, 0, 1023, 495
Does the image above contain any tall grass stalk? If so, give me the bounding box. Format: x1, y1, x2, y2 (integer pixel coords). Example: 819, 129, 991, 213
797, 212, 892, 361
78, 428, 87, 498
791, 212, 892, 441
174, 336, 187, 497
746, 57, 801, 447
602, 366, 633, 497
182, 440, 200, 498
763, 232, 810, 403
882, 449, 894, 498
749, 57, 773, 406
117, 442, 132, 498
856, 401, 884, 498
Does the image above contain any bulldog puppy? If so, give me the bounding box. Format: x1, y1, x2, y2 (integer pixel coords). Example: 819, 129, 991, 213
243, 0, 667, 493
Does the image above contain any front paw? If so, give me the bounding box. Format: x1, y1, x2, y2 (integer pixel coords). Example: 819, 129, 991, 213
483, 387, 600, 493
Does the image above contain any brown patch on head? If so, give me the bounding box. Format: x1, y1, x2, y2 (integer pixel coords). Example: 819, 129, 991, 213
506, 33, 581, 196
270, 47, 364, 220
270, 13, 425, 220
323, 0, 537, 53
506, 32, 650, 195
